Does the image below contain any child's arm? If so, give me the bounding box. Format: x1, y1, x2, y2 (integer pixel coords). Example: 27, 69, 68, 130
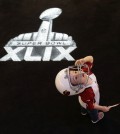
75, 56, 93, 66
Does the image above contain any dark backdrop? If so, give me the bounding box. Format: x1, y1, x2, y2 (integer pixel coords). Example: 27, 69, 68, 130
0, 0, 120, 134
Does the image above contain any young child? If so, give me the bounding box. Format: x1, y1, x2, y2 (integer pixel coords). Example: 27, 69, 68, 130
55, 56, 110, 123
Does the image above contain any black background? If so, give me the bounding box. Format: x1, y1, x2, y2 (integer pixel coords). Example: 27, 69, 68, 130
0, 0, 120, 134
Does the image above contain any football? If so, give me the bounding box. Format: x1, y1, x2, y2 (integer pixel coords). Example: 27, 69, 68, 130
40, 8, 62, 20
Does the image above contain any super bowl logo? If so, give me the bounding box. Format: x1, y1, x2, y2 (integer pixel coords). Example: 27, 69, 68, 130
0, 8, 77, 61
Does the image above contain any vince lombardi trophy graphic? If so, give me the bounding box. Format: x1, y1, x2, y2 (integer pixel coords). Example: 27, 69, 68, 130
1, 8, 77, 61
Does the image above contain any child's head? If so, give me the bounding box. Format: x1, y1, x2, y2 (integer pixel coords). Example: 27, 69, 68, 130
55, 65, 89, 96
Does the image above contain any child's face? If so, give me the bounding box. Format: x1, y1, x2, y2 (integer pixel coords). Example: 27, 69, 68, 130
69, 70, 85, 86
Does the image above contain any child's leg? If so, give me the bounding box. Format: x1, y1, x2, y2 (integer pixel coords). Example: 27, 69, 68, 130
81, 106, 87, 115
88, 109, 104, 123
88, 109, 99, 122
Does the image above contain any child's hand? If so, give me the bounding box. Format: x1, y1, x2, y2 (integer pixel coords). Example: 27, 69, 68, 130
75, 59, 85, 66
102, 106, 110, 112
